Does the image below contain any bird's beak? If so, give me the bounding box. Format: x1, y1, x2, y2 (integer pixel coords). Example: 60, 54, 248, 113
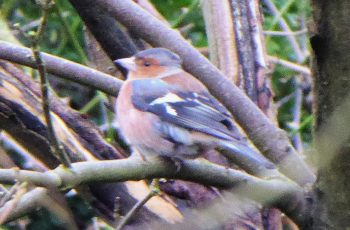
114, 57, 136, 71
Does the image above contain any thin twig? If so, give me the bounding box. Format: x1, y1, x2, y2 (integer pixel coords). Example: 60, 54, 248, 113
113, 197, 122, 221
171, 0, 199, 28
275, 93, 295, 109
0, 182, 28, 224
264, 29, 307, 36
289, 115, 313, 136
267, 0, 296, 31
29, 1, 71, 167
53, 1, 88, 63
0, 182, 20, 207
0, 188, 49, 224
115, 180, 160, 230
0, 185, 9, 208
262, 0, 305, 62
290, 77, 303, 153
268, 55, 310, 75
79, 91, 107, 114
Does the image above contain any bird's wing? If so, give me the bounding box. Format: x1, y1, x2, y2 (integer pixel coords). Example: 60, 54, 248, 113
130, 79, 241, 141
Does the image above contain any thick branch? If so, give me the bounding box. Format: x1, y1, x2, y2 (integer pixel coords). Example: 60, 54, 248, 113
311, 1, 350, 227
0, 41, 121, 96
0, 157, 310, 225
96, 0, 315, 186
201, 0, 239, 83
0, 157, 289, 192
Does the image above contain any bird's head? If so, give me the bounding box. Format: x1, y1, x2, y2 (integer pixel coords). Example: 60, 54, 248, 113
114, 48, 183, 79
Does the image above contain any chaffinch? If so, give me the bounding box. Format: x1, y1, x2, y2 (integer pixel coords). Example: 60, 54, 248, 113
114, 48, 268, 163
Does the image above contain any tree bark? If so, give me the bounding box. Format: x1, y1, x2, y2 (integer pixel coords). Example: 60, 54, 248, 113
311, 1, 350, 229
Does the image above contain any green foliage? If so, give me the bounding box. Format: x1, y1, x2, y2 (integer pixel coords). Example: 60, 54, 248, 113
2, 0, 84, 63
263, 0, 312, 140
150, 0, 207, 47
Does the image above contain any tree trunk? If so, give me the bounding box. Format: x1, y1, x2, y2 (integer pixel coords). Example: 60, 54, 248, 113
311, 1, 350, 229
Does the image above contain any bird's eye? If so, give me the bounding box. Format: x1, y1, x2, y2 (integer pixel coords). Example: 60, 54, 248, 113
143, 61, 151, 67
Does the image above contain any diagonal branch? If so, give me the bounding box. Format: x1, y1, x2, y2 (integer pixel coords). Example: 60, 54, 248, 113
28, 1, 71, 167
0, 41, 121, 96
95, 0, 315, 186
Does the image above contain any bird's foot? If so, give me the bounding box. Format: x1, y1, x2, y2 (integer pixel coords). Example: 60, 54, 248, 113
160, 156, 183, 173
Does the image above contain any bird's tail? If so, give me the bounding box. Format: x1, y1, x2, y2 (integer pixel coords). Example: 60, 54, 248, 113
219, 141, 276, 175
